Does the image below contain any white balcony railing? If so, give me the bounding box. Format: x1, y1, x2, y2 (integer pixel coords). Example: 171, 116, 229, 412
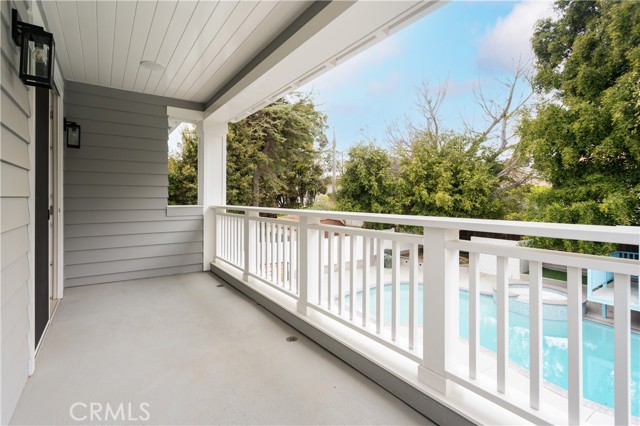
209, 206, 639, 425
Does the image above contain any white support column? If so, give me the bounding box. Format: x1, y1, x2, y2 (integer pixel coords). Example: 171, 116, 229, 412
613, 273, 631, 426
196, 122, 204, 205
297, 215, 320, 315
418, 227, 459, 394
202, 119, 228, 271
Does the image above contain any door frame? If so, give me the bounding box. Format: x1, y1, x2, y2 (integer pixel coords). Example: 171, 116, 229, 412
29, 81, 65, 366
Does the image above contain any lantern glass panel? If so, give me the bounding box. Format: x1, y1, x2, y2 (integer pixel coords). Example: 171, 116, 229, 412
67, 126, 80, 148
25, 36, 49, 79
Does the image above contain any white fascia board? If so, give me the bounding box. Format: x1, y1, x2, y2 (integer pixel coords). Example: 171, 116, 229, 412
167, 106, 205, 124
205, 0, 445, 123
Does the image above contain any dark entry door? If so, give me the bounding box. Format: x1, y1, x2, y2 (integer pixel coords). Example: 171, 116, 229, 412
35, 86, 49, 348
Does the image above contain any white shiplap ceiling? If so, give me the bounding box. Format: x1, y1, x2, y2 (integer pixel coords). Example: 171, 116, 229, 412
39, 0, 311, 104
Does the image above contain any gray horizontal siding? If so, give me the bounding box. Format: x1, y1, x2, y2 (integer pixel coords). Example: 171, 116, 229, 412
66, 254, 202, 278
0, 198, 29, 233
64, 82, 203, 287
1, 126, 30, 169
65, 197, 170, 211
64, 91, 168, 116
65, 209, 202, 224
65, 145, 169, 163
65, 231, 203, 252
0, 162, 29, 196
68, 133, 168, 152
65, 158, 168, 175
65, 220, 202, 238
64, 104, 169, 128
1, 256, 29, 303
1, 1, 31, 423
65, 242, 202, 265
64, 171, 168, 187
64, 264, 203, 287
79, 118, 169, 140
64, 184, 168, 199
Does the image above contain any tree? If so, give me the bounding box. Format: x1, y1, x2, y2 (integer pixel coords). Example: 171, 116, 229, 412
396, 133, 505, 219
226, 94, 328, 208
336, 68, 533, 221
336, 143, 400, 215
520, 0, 640, 236
168, 125, 198, 205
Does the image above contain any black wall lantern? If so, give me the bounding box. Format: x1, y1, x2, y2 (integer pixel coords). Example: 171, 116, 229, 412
64, 119, 81, 149
12, 9, 55, 89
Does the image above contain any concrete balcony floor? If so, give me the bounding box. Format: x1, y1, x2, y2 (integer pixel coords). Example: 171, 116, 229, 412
11, 272, 431, 425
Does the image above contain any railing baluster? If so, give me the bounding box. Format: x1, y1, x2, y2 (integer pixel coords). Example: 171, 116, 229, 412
294, 224, 299, 293
263, 222, 268, 279
362, 237, 371, 327
229, 217, 238, 265
376, 238, 384, 334
262, 221, 267, 279
409, 242, 418, 350
238, 217, 243, 266
468, 251, 479, 380
262, 222, 270, 281
257, 221, 261, 275
222, 216, 226, 261
496, 256, 509, 394
273, 224, 278, 285
338, 233, 345, 315
229, 217, 233, 264
264, 222, 273, 282
272, 223, 278, 284
350, 234, 356, 321
256, 221, 260, 278
328, 232, 334, 310
224, 216, 228, 260
567, 266, 583, 425
529, 261, 543, 410
277, 224, 283, 286
613, 272, 631, 426
284, 225, 290, 290
273, 223, 278, 284
392, 240, 400, 342
232, 216, 236, 264
281, 225, 285, 285
318, 230, 324, 305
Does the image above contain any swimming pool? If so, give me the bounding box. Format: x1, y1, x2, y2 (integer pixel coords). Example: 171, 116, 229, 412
350, 283, 640, 416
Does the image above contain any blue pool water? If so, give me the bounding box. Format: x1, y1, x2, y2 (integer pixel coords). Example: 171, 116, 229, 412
350, 283, 640, 416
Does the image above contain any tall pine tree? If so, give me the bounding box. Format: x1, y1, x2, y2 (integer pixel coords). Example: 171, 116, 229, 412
226, 94, 328, 208
168, 125, 199, 205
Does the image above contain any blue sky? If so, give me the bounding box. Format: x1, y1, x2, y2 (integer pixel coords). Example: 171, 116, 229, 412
301, 0, 554, 152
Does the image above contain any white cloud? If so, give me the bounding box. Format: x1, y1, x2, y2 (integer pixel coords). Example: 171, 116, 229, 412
368, 71, 402, 95
304, 36, 403, 92
477, 0, 555, 72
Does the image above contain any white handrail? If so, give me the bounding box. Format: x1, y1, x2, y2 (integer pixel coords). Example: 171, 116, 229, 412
211, 205, 639, 245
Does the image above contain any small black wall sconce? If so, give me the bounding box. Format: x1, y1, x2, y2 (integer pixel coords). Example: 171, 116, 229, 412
64, 119, 81, 149
12, 9, 55, 89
